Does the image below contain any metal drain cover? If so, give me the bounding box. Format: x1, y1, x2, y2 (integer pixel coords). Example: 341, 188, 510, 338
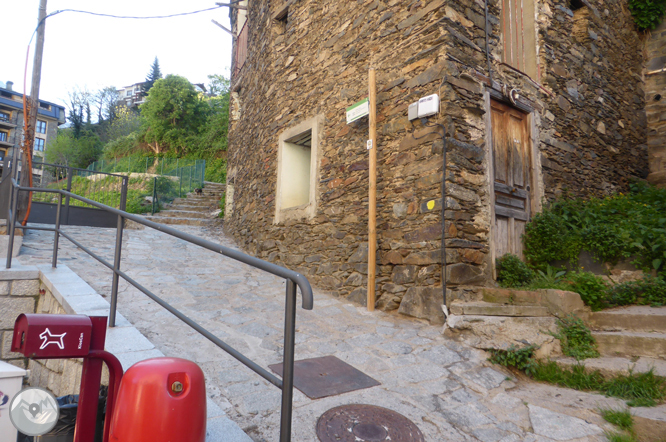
316, 404, 425, 442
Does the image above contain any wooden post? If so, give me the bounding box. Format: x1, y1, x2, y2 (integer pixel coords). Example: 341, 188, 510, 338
367, 69, 377, 311
18, 0, 47, 223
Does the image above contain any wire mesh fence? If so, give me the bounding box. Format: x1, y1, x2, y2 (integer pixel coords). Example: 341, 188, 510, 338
32, 162, 127, 210
85, 157, 206, 214
87, 157, 205, 177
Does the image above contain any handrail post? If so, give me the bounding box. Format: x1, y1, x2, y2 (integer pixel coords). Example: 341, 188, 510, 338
63, 168, 73, 225
152, 177, 157, 215
120, 177, 128, 212
52, 193, 62, 268
279, 279, 297, 442
6, 184, 19, 268
109, 212, 125, 328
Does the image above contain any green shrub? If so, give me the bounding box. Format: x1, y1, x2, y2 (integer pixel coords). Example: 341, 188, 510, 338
524, 211, 579, 269
488, 345, 537, 373
563, 271, 609, 311
522, 183, 666, 278
496, 254, 535, 288
605, 276, 666, 308
218, 193, 226, 218
553, 315, 599, 360
205, 158, 227, 184
629, 0, 666, 30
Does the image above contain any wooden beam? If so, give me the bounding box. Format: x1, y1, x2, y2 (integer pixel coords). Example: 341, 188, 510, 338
367, 69, 377, 312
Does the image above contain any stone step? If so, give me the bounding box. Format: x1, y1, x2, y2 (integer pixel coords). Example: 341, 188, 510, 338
589, 306, 666, 333
593, 331, 666, 359
166, 204, 215, 213
172, 197, 220, 205
157, 210, 211, 219
480, 287, 586, 317
555, 356, 666, 378
450, 301, 550, 317
143, 215, 211, 226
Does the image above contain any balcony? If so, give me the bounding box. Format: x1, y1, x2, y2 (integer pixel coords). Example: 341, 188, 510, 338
0, 132, 17, 148
0, 113, 18, 129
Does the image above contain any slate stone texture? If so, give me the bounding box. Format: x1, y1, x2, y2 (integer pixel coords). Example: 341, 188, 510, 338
225, 0, 648, 321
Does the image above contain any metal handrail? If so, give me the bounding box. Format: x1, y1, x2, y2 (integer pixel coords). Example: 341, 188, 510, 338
5, 179, 313, 442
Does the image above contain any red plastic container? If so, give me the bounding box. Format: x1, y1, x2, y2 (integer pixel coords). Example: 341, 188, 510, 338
109, 358, 206, 442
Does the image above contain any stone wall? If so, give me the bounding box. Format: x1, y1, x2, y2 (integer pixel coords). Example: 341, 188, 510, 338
646, 18, 666, 188
0, 278, 40, 369
0, 277, 84, 396
225, 0, 647, 323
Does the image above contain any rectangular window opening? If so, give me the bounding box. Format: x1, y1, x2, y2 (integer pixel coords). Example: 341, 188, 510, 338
39, 102, 51, 110
280, 129, 312, 209
34, 138, 45, 151
36, 120, 47, 134
0, 131, 8, 142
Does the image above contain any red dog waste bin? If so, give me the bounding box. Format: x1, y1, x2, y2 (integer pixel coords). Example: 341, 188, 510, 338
109, 358, 206, 442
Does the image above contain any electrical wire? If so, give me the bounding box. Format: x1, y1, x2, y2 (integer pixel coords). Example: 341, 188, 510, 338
28, 5, 225, 45
19, 4, 228, 223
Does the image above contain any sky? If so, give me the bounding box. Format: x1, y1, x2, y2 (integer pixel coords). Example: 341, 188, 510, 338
1, 0, 233, 110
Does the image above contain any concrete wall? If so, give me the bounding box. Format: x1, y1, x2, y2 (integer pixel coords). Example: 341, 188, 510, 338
225, 0, 647, 323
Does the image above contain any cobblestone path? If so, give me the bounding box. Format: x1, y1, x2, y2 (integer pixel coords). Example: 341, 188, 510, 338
18, 224, 620, 441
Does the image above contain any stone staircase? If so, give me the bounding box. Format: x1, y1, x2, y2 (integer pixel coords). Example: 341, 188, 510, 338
446, 287, 588, 357
557, 305, 666, 377
143, 181, 225, 226
447, 287, 666, 376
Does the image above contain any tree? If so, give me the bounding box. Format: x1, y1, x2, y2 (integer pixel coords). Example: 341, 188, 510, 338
94, 86, 119, 124
140, 75, 208, 155
142, 57, 163, 95
45, 129, 102, 168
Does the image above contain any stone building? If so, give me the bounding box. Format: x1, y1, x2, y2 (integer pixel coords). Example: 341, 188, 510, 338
224, 0, 652, 324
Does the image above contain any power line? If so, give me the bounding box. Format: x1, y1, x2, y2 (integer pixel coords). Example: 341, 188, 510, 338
30, 5, 226, 44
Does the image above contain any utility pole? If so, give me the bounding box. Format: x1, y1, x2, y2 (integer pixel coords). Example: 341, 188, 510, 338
18, 0, 47, 223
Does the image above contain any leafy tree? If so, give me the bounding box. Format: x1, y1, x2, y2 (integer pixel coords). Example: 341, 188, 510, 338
142, 57, 163, 95
140, 75, 208, 154
102, 106, 141, 144
94, 86, 120, 123
45, 129, 103, 168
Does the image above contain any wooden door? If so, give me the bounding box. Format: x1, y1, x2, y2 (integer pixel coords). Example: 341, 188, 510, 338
490, 100, 532, 260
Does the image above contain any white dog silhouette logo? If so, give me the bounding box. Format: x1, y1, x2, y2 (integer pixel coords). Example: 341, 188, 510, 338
39, 328, 66, 350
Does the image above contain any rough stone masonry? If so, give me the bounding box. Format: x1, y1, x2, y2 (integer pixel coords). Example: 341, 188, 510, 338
225, 0, 648, 323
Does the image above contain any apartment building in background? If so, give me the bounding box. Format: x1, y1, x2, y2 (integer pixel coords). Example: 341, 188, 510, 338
0, 80, 66, 165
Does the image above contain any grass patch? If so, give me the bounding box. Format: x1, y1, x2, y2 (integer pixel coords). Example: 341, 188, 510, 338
489, 346, 666, 407
601, 408, 633, 431
552, 315, 599, 360
605, 432, 635, 442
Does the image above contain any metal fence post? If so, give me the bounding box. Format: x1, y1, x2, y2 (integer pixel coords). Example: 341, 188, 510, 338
279, 279, 297, 442
152, 177, 157, 215
189, 167, 192, 192
6, 184, 19, 268
52, 193, 62, 268
109, 210, 124, 328
201, 160, 206, 188
63, 169, 73, 225
120, 177, 128, 212
128, 156, 131, 174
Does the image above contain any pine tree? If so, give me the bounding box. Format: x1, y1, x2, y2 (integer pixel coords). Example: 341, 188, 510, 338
142, 57, 163, 95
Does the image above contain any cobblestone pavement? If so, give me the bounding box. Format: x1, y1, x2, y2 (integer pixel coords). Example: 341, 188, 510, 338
18, 224, 621, 441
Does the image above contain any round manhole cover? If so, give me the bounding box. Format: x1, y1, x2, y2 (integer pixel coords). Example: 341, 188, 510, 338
316, 404, 425, 442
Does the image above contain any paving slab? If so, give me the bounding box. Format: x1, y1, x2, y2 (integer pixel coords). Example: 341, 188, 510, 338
17, 225, 617, 441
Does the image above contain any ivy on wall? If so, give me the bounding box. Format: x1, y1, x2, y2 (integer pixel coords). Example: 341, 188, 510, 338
629, 0, 666, 30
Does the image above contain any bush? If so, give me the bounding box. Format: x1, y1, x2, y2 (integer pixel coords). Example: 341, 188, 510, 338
553, 315, 599, 360
563, 271, 609, 311
608, 276, 666, 307
488, 345, 536, 373
496, 254, 535, 287
522, 183, 666, 278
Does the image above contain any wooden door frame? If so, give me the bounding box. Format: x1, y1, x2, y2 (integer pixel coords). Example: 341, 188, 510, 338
484, 90, 544, 278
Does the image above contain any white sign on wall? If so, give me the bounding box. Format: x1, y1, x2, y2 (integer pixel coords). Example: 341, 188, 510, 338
346, 98, 369, 124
